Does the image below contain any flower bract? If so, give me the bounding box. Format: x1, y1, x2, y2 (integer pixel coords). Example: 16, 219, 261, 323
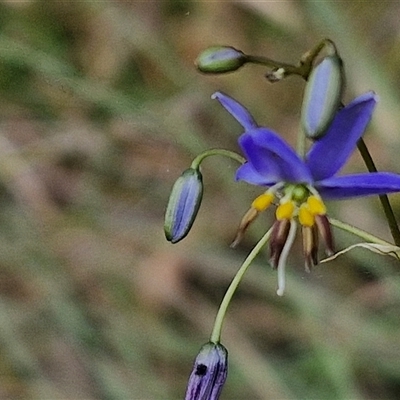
213, 91, 400, 295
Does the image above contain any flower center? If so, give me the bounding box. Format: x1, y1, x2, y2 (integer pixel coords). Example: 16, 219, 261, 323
291, 184, 309, 203
274, 184, 326, 227
249, 183, 327, 226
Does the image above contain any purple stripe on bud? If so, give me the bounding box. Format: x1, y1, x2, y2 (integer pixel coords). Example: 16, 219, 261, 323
185, 342, 228, 400
164, 168, 203, 243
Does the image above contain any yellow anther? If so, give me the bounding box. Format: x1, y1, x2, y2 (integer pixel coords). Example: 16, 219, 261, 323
251, 192, 275, 212
276, 201, 295, 221
307, 195, 326, 215
299, 203, 315, 227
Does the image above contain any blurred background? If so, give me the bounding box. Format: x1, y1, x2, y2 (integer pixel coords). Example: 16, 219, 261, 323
0, 1, 400, 399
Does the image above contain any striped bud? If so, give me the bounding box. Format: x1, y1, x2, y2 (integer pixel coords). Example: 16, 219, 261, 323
164, 168, 203, 243
301, 55, 344, 139
185, 342, 228, 400
196, 46, 247, 74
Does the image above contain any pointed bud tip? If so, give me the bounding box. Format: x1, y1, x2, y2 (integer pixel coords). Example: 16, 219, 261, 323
211, 91, 258, 130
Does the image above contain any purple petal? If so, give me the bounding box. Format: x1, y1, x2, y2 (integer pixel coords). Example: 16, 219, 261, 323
212, 91, 257, 131
306, 92, 378, 181
235, 163, 277, 186
317, 172, 400, 199
239, 129, 312, 184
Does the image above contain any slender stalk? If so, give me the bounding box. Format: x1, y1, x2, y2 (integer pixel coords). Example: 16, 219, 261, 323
191, 149, 245, 170
245, 55, 300, 76
329, 217, 393, 245
210, 228, 272, 343
245, 38, 335, 81
296, 125, 307, 158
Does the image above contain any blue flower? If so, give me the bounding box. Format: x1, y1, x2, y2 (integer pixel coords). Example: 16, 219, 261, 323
213, 91, 400, 295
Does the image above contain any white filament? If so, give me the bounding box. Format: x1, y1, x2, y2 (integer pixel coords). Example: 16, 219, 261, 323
276, 220, 297, 296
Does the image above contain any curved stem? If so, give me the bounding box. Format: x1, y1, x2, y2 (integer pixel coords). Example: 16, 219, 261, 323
245, 55, 300, 75
191, 149, 245, 170
245, 38, 336, 82
210, 228, 272, 343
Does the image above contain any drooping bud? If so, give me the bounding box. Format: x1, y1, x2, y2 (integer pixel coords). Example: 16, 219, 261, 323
164, 168, 203, 243
196, 46, 247, 74
301, 54, 344, 139
185, 342, 228, 400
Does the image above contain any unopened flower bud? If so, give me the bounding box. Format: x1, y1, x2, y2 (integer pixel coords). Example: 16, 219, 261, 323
164, 168, 203, 243
196, 46, 247, 74
301, 55, 344, 139
185, 342, 228, 400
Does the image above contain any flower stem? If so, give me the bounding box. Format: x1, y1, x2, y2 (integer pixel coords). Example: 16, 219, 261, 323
296, 126, 307, 159
210, 228, 272, 343
356, 138, 400, 246
329, 217, 393, 245
244, 55, 301, 75
191, 149, 245, 170
245, 38, 336, 82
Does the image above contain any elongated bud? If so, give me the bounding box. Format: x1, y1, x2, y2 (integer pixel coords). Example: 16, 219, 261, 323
185, 342, 228, 400
301, 55, 344, 139
164, 168, 203, 243
196, 46, 247, 74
